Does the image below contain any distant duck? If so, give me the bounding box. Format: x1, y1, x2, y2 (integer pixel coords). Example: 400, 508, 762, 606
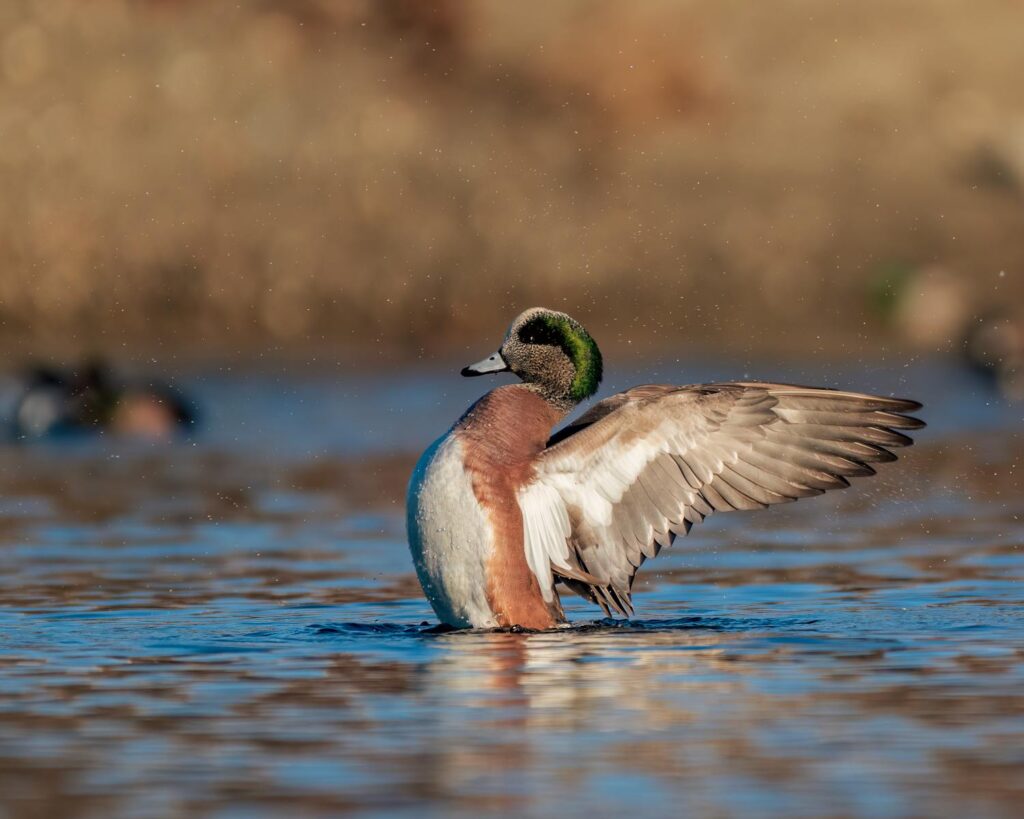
12, 360, 197, 440
407, 307, 924, 630
871, 264, 1023, 400
962, 312, 1024, 401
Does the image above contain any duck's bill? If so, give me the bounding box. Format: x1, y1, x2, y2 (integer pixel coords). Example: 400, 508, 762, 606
461, 352, 509, 377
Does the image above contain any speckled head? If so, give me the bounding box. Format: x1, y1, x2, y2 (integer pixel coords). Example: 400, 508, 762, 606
461, 307, 603, 406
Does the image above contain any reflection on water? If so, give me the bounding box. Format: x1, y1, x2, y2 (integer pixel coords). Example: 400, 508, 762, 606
0, 359, 1022, 818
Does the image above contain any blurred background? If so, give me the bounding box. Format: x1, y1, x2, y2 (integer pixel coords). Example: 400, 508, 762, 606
1, 0, 1022, 363
1, 4, 1024, 819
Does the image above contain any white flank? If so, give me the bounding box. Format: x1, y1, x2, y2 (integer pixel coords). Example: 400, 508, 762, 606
406, 434, 499, 628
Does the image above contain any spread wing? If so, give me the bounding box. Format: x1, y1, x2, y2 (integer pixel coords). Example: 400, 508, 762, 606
517, 382, 924, 617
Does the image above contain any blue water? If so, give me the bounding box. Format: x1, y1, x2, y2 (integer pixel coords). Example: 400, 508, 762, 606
0, 356, 1021, 818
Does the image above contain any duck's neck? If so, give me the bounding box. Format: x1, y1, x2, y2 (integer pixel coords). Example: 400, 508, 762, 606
458, 384, 568, 460
523, 382, 580, 418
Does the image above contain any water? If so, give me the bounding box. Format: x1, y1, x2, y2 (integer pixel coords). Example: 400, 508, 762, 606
0, 357, 1021, 819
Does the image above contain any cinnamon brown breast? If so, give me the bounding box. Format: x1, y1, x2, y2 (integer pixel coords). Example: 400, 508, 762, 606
456, 385, 565, 629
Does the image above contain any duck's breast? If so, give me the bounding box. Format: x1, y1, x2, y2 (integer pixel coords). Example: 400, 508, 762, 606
406, 431, 498, 628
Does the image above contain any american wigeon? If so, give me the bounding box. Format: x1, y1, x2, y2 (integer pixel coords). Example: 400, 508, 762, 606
963, 312, 1023, 401
407, 307, 924, 630
870, 265, 1023, 401
12, 360, 198, 440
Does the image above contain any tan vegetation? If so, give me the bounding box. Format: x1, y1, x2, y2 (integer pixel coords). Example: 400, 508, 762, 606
1, 0, 1022, 359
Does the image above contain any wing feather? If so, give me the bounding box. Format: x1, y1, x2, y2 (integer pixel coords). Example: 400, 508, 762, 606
520, 382, 923, 615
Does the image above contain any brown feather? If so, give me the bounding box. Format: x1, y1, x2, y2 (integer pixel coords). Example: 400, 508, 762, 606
458, 385, 564, 630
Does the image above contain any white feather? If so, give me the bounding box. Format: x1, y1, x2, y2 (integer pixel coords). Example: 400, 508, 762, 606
407, 434, 499, 628
517, 481, 572, 601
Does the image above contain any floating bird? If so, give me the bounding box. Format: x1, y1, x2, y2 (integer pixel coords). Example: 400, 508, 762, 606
962, 311, 1024, 401
407, 308, 924, 630
11, 359, 197, 440
871, 264, 1023, 400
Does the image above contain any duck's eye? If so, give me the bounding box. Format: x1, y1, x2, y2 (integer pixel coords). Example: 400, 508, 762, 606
517, 320, 562, 347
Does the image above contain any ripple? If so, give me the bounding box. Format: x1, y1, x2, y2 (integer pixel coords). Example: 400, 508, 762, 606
0, 366, 1021, 818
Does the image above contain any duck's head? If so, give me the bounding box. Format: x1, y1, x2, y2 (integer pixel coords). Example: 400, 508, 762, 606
461, 307, 603, 406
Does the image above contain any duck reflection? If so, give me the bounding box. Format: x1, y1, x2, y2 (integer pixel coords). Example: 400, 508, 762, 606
424, 623, 744, 732
354, 623, 787, 812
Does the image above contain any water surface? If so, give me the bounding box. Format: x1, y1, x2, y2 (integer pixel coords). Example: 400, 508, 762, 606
0, 358, 1021, 818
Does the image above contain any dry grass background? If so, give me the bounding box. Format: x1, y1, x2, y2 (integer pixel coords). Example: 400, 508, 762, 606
1, 0, 1022, 361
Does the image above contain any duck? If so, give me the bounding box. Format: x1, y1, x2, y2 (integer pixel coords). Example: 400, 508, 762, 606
407, 307, 924, 631
869, 264, 1023, 400
11, 359, 198, 441
962, 311, 1024, 401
